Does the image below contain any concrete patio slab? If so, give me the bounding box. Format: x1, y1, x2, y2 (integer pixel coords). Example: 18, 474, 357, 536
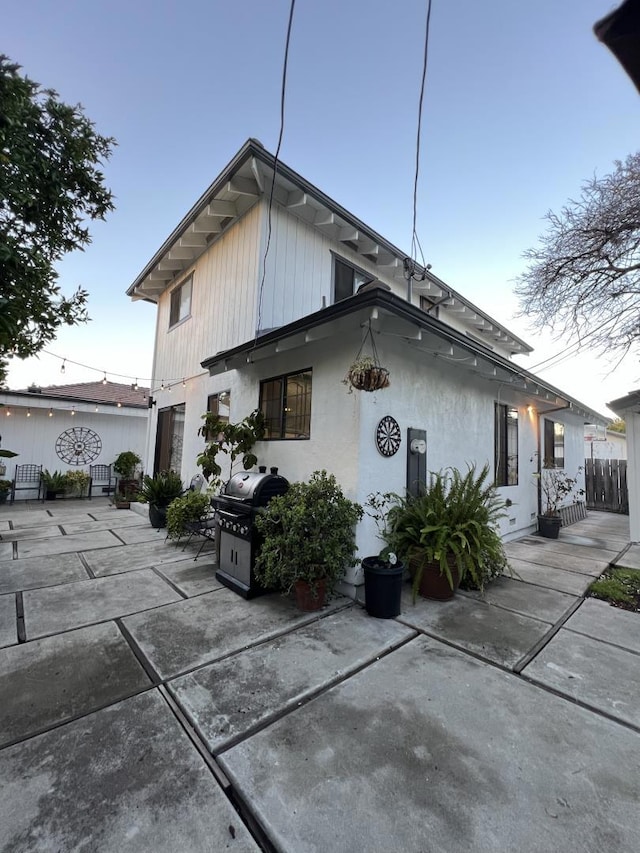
111, 524, 170, 545
0, 521, 10, 531
0, 552, 88, 594
0, 690, 260, 853
170, 608, 415, 752
123, 588, 350, 680
397, 589, 552, 669
0, 524, 62, 542
83, 538, 205, 576
0, 621, 150, 747
60, 514, 149, 535
515, 536, 618, 563
155, 558, 222, 597
7, 511, 61, 529
564, 598, 640, 655
0, 541, 13, 560
523, 628, 640, 728
504, 541, 607, 576
0, 595, 16, 649
506, 559, 594, 595
463, 577, 577, 623
23, 569, 183, 638
614, 544, 640, 569
221, 635, 640, 853
16, 529, 120, 559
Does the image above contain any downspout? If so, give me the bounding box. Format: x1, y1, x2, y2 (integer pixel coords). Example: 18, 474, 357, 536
535, 400, 571, 517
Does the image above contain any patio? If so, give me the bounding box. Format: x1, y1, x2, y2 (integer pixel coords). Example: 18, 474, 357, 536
0, 501, 639, 851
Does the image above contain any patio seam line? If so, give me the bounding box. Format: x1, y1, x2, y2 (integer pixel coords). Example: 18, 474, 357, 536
15, 592, 25, 643
116, 618, 162, 684
505, 555, 609, 577
78, 552, 96, 579
58, 525, 66, 536
149, 566, 189, 599
12, 542, 17, 560
0, 684, 156, 753
206, 625, 420, 757
108, 529, 127, 545
501, 575, 592, 595
512, 596, 585, 674
562, 621, 640, 659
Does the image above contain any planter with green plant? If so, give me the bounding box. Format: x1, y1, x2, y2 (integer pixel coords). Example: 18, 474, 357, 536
385, 464, 510, 601
41, 469, 69, 500
254, 470, 363, 611
65, 469, 90, 498
166, 490, 211, 541
343, 356, 390, 393
0, 479, 12, 504
137, 470, 184, 527
197, 409, 265, 492
536, 467, 584, 539
362, 492, 405, 618
113, 451, 142, 496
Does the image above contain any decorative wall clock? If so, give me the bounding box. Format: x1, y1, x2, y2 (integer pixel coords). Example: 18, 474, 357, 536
376, 416, 401, 457
55, 427, 102, 465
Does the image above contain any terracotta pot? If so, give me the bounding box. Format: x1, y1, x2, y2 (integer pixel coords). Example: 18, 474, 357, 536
409, 554, 460, 601
294, 578, 327, 611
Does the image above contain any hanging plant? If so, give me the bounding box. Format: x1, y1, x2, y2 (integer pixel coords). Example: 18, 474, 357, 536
343, 322, 390, 393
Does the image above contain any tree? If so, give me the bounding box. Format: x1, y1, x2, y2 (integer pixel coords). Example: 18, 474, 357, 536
608, 418, 626, 434
0, 56, 115, 385
515, 151, 640, 358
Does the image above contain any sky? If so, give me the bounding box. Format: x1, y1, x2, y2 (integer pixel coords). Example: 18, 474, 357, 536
3, 0, 640, 418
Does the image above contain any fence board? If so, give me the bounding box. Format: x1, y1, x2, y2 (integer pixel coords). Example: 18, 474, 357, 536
585, 458, 628, 514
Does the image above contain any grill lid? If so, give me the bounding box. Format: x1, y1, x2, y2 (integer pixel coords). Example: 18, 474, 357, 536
224, 472, 271, 501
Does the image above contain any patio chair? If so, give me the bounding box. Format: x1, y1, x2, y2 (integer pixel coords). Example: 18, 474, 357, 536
10, 464, 43, 503
89, 464, 116, 499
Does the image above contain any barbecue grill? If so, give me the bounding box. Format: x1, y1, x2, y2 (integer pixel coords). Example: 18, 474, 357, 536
212, 468, 289, 598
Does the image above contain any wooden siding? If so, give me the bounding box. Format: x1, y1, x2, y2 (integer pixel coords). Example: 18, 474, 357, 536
154, 202, 261, 383
585, 458, 629, 514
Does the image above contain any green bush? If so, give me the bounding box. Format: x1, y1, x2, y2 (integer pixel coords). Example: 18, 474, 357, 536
166, 491, 211, 541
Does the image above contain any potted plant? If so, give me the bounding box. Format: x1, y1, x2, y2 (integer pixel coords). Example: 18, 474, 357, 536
137, 470, 184, 528
166, 490, 211, 541
343, 355, 390, 393
0, 479, 12, 504
362, 492, 406, 618
113, 451, 142, 496
112, 489, 132, 509
197, 409, 265, 492
41, 469, 69, 501
65, 469, 90, 498
254, 470, 363, 611
385, 464, 510, 601
536, 466, 585, 539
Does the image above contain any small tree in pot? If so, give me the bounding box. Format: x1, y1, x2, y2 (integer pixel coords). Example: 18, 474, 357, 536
254, 470, 363, 611
113, 451, 141, 496
536, 466, 584, 539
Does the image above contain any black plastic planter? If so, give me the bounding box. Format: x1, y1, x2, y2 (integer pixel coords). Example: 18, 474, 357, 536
362, 557, 404, 619
538, 515, 561, 539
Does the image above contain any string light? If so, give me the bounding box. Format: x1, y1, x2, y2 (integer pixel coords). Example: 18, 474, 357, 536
160, 381, 165, 391
26, 409, 31, 417
71, 407, 75, 416
60, 359, 66, 374
133, 379, 139, 391
48, 408, 53, 417
5, 409, 10, 416
102, 373, 108, 385
182, 378, 186, 387
117, 402, 122, 408
95, 405, 99, 412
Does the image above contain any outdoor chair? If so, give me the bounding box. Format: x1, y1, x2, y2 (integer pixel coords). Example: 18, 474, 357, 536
89, 464, 116, 499
10, 464, 43, 503
182, 510, 217, 561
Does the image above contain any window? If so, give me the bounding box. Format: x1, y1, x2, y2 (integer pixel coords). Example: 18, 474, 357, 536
169, 275, 192, 327
207, 390, 231, 425
495, 403, 518, 486
544, 419, 565, 468
333, 256, 370, 302
154, 404, 185, 474
259, 369, 312, 439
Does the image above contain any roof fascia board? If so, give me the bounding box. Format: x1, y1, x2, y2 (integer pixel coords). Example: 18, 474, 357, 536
1, 390, 147, 409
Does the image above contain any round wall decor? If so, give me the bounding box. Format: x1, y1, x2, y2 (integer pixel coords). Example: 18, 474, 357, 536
55, 427, 102, 465
376, 416, 401, 457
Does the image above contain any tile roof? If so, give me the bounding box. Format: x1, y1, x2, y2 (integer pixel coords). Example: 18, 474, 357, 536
15, 381, 150, 408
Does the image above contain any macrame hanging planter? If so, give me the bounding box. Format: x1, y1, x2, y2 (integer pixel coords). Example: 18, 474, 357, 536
343, 322, 390, 393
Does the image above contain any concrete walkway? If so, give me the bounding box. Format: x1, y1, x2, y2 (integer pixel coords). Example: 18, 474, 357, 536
0, 502, 639, 851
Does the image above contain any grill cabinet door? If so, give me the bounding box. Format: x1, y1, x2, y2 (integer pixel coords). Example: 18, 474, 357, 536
219, 530, 251, 586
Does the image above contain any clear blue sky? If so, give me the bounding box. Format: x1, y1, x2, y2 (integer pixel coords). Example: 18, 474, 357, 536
4, 0, 640, 416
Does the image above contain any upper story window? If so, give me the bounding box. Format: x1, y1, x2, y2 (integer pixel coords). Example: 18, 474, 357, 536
259, 369, 312, 439
169, 275, 192, 328
494, 403, 518, 486
333, 256, 370, 302
544, 419, 565, 468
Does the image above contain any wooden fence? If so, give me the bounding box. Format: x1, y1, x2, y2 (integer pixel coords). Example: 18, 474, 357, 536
584, 458, 629, 514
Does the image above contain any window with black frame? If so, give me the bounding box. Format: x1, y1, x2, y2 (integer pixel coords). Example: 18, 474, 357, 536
259, 370, 312, 439
169, 274, 192, 328
494, 403, 518, 486
543, 419, 565, 468
333, 256, 370, 302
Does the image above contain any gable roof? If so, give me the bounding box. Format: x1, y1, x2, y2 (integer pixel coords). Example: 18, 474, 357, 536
9, 381, 150, 409
126, 138, 533, 357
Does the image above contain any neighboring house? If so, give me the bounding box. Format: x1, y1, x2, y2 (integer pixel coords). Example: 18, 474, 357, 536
126, 139, 607, 596
0, 381, 149, 497
609, 391, 640, 540
584, 426, 627, 460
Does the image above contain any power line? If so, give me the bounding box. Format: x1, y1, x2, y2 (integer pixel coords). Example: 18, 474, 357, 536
256, 0, 297, 341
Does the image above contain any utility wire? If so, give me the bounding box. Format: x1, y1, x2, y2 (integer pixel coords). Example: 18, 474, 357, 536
525, 313, 622, 372
255, 0, 297, 342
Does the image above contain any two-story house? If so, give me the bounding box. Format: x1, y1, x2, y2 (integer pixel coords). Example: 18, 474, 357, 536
127, 138, 607, 596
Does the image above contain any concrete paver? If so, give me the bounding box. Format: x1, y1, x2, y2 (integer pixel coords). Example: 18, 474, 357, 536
8, 511, 60, 529
16, 529, 120, 559
112, 524, 172, 545
0, 525, 63, 542
504, 541, 607, 576
565, 598, 640, 654
83, 538, 206, 576
614, 544, 640, 569
23, 569, 183, 638
220, 635, 640, 853
60, 513, 149, 535
0, 541, 12, 560
506, 558, 594, 595
463, 577, 577, 623
123, 588, 350, 680
515, 536, 619, 563
398, 588, 552, 669
169, 608, 415, 752
0, 595, 16, 649
0, 622, 151, 747
0, 690, 260, 853
155, 558, 222, 597
523, 628, 640, 728
0, 552, 88, 594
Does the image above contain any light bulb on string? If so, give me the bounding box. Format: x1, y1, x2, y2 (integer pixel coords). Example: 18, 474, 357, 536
48, 408, 53, 417
182, 378, 186, 387
117, 402, 122, 408
71, 407, 75, 416
95, 405, 99, 412
133, 379, 139, 391
102, 373, 108, 385
160, 381, 165, 391
26, 409, 31, 417
60, 360, 66, 374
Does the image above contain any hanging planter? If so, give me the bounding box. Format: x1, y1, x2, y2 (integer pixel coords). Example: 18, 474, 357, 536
343, 322, 390, 393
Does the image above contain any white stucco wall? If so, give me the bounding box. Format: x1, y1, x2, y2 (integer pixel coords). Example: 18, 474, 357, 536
585, 430, 627, 460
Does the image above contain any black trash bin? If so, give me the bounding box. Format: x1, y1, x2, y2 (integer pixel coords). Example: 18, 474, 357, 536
362, 557, 404, 619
